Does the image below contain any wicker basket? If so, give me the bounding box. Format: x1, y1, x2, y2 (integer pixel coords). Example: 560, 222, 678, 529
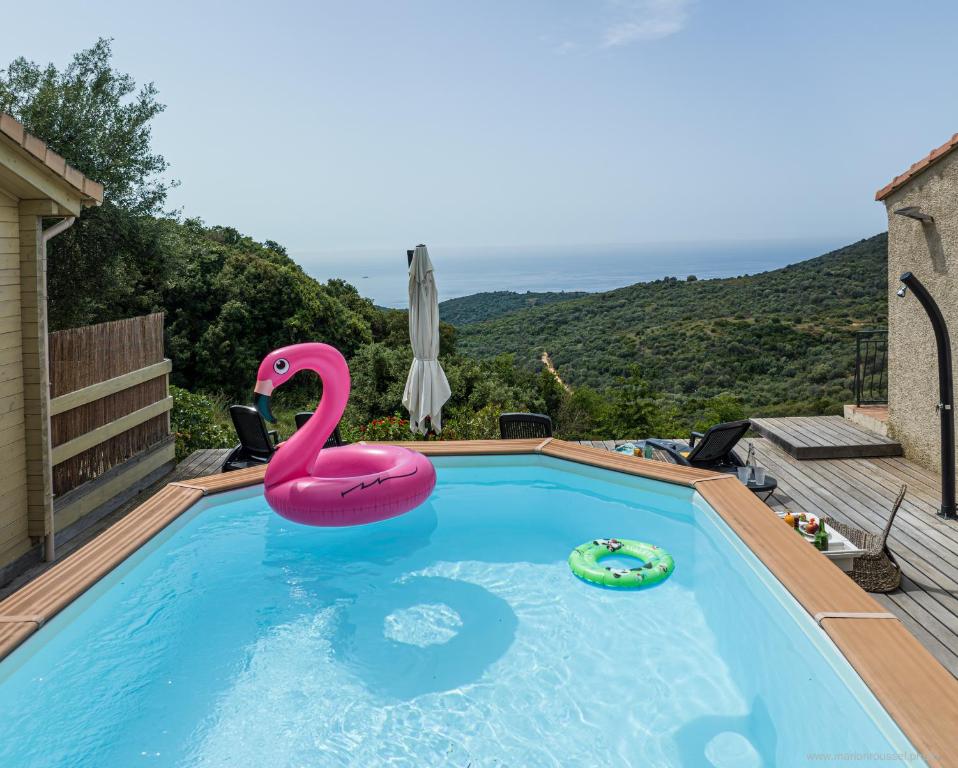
823, 484, 906, 593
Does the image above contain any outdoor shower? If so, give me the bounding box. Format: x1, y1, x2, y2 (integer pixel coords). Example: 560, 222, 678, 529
897, 271, 956, 518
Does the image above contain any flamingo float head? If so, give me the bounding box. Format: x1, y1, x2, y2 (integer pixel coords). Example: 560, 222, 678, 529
252, 343, 351, 424
253, 348, 297, 423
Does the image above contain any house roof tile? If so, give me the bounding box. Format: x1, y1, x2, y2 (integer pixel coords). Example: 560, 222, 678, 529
875, 132, 958, 201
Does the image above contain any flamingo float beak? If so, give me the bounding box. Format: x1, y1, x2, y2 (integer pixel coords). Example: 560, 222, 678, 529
253, 379, 276, 423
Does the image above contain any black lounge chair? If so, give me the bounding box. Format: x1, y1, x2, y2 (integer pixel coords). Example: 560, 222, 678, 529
222, 405, 279, 472
294, 411, 344, 448
645, 419, 752, 472
499, 412, 553, 440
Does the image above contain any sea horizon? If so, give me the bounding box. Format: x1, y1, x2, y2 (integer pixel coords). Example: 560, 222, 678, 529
293, 236, 867, 308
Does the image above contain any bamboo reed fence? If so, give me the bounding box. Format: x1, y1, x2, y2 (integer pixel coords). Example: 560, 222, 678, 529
49, 313, 170, 496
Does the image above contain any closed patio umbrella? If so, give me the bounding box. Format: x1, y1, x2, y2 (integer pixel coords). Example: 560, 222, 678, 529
402, 244, 451, 433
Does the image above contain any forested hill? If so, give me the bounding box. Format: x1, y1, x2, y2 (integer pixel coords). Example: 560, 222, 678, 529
439, 290, 588, 326
455, 234, 888, 414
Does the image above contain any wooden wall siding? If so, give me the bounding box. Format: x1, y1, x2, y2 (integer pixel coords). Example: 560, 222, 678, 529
49, 313, 168, 497
0, 197, 27, 566
18, 213, 51, 540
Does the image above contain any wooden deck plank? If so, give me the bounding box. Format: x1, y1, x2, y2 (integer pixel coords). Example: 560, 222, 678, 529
751, 416, 902, 459
821, 617, 958, 765
760, 416, 883, 449
167, 454, 201, 479
755, 448, 958, 578
773, 453, 958, 566
813, 416, 901, 449
172, 464, 266, 494
194, 449, 227, 476
744, 440, 958, 679
780, 416, 835, 445
0, 485, 203, 659
691, 478, 958, 758
882, 584, 958, 676
539, 440, 718, 486
696, 477, 882, 615
749, 445, 958, 595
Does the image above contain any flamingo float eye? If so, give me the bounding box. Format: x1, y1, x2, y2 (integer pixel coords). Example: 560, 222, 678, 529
273, 358, 290, 375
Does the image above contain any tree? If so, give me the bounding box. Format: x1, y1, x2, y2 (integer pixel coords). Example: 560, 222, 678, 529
0, 39, 174, 329
556, 386, 608, 439
0, 37, 170, 213
605, 366, 663, 438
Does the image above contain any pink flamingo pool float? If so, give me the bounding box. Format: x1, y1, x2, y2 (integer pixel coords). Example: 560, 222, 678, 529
253, 343, 436, 526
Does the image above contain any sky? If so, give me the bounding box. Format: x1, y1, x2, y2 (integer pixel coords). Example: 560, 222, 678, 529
5, 0, 958, 261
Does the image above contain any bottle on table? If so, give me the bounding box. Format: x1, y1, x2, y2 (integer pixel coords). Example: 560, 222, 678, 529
813, 518, 829, 552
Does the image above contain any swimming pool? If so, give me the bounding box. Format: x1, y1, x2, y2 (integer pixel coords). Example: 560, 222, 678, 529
0, 454, 927, 766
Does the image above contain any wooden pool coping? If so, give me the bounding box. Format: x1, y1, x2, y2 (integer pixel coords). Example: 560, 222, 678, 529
1, 438, 955, 763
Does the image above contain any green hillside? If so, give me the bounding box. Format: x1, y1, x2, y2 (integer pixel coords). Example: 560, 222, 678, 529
440, 290, 588, 326
457, 235, 888, 415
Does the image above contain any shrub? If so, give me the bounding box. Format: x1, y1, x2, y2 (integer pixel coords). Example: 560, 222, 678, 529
444, 403, 501, 440
359, 415, 415, 441
170, 385, 234, 461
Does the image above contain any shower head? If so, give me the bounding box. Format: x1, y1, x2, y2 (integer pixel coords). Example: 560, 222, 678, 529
898, 271, 916, 298
894, 207, 934, 223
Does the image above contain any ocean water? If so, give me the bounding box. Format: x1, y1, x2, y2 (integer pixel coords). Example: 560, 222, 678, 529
295, 238, 845, 308
0, 455, 920, 767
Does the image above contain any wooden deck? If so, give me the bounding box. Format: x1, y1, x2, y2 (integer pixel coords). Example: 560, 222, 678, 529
575, 439, 678, 463
170, 448, 231, 479
751, 416, 902, 459
744, 437, 958, 678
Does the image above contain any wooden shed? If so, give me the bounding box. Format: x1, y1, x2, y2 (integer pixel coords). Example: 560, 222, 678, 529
0, 113, 103, 578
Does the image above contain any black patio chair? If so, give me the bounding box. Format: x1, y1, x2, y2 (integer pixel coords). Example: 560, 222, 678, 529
499, 412, 553, 440
222, 405, 280, 472
645, 419, 751, 472
294, 411, 344, 448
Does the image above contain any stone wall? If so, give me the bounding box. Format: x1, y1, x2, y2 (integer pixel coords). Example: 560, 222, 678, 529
883, 149, 958, 471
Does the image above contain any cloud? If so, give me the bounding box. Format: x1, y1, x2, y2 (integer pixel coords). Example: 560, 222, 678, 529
602, 0, 691, 47
555, 40, 580, 55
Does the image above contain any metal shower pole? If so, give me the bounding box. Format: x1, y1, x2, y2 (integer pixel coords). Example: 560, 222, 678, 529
898, 271, 956, 518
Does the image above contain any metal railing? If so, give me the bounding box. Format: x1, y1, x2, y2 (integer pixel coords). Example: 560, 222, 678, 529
855, 329, 888, 406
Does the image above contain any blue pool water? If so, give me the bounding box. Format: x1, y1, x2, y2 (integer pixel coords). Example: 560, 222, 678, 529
0, 456, 922, 767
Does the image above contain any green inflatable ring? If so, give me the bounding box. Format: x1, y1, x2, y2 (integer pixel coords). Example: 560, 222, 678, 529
568, 538, 674, 589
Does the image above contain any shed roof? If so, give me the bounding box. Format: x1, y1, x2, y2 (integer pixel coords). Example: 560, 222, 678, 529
875, 132, 958, 201
0, 113, 104, 210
